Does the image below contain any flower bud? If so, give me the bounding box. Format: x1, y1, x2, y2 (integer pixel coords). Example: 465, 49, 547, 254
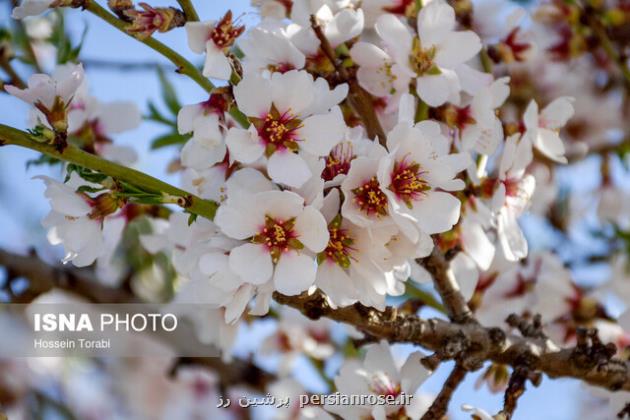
34, 96, 69, 134
89, 192, 124, 219
124, 3, 186, 40
108, 0, 134, 20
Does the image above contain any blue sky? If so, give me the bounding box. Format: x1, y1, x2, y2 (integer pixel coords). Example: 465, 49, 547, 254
0, 1, 584, 418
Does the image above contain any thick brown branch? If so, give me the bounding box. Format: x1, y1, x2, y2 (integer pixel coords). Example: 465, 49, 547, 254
421, 364, 467, 420
309, 15, 386, 145
273, 291, 630, 392
4, 248, 630, 393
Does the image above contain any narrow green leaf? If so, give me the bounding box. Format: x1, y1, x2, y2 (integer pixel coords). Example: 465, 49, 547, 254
150, 132, 191, 150
157, 66, 181, 116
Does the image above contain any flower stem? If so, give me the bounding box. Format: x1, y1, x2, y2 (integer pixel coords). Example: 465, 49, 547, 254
84, 0, 213, 92
414, 99, 429, 122
0, 58, 26, 89
0, 124, 219, 220
177, 0, 199, 22
83, 0, 250, 127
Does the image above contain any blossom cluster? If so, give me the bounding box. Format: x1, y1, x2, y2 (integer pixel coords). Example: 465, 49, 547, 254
6, 0, 630, 417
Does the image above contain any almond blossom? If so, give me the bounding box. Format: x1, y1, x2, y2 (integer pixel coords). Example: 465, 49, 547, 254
36, 175, 125, 267
352, 0, 482, 106
239, 24, 306, 76
12, 0, 55, 19
3, 0, 626, 416
326, 341, 432, 419
522, 97, 575, 164
215, 189, 329, 296
6, 63, 84, 133
378, 121, 469, 243
185, 11, 244, 80
317, 188, 403, 309
226, 70, 347, 188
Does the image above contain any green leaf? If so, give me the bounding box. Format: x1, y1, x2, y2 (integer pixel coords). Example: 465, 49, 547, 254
67, 25, 89, 62
146, 101, 175, 126
65, 163, 108, 184
76, 185, 106, 194
26, 154, 61, 169
187, 213, 198, 225
156, 66, 181, 116
150, 132, 191, 150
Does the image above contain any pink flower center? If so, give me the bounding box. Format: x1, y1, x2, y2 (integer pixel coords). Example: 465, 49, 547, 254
252, 216, 303, 263
322, 142, 354, 181
383, 0, 416, 17
251, 105, 302, 157
369, 372, 402, 397
389, 157, 430, 208
318, 215, 355, 268
443, 104, 476, 130
209, 11, 245, 49
352, 176, 389, 217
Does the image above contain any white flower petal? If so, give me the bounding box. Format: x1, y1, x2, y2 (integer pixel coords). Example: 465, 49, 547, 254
418, 0, 456, 46
186, 21, 212, 53
267, 152, 312, 188
299, 107, 346, 156
229, 243, 273, 285
400, 352, 431, 393
203, 43, 233, 80
273, 252, 317, 295
294, 206, 329, 252
435, 31, 481, 68
410, 190, 461, 234
225, 127, 264, 163
225, 284, 254, 324
271, 70, 314, 116
416, 73, 452, 107
215, 202, 260, 240
234, 75, 272, 117
375, 14, 413, 63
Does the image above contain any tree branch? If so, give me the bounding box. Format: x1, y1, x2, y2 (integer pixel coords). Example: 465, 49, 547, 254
309, 15, 386, 145
420, 364, 467, 420
0, 58, 26, 89
2, 247, 630, 393
0, 124, 219, 220
420, 247, 475, 324
273, 291, 630, 392
176, 0, 199, 22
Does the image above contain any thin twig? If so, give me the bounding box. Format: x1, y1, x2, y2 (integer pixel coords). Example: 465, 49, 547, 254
0, 59, 26, 89
420, 247, 475, 324
82, 0, 249, 127
177, 0, 199, 22
420, 364, 467, 420
309, 15, 386, 145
